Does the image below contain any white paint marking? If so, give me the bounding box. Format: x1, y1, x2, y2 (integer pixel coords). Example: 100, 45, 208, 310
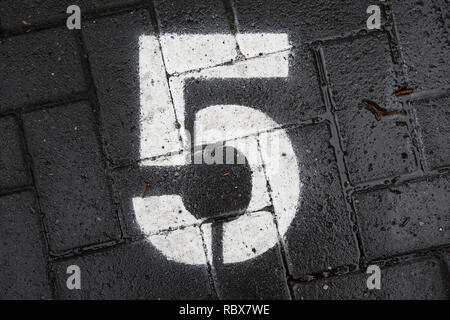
171, 52, 290, 152
160, 34, 237, 75
136, 105, 299, 264
236, 33, 291, 58
136, 33, 300, 265
139, 34, 289, 164
259, 130, 301, 235
224, 137, 271, 212
148, 226, 207, 265
195, 105, 273, 213
132, 195, 198, 235
202, 211, 279, 264
139, 36, 181, 160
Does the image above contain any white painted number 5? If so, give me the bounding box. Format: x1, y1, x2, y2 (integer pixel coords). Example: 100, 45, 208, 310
134, 33, 301, 265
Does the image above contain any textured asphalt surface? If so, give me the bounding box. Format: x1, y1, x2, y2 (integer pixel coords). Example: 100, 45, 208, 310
0, 0, 449, 300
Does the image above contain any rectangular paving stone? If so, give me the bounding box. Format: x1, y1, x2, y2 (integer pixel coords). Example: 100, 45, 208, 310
0, 0, 140, 30
201, 212, 290, 299
268, 123, 359, 277
52, 240, 213, 299
0, 115, 29, 189
337, 107, 416, 185
354, 175, 450, 260
154, 0, 231, 34
323, 33, 399, 112
83, 10, 166, 165
444, 254, 450, 271
412, 95, 450, 170
234, 0, 379, 43
294, 258, 448, 300
155, 0, 238, 77
112, 150, 258, 238
23, 101, 121, 253
182, 49, 324, 130
0, 27, 86, 113
113, 163, 193, 238
392, 0, 449, 91
0, 191, 52, 299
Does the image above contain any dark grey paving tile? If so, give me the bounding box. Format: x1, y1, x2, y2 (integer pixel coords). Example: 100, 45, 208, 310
323, 33, 399, 112
0, 28, 86, 113
234, 0, 379, 43
183, 48, 324, 127
282, 123, 359, 277
0, 0, 140, 30
0, 191, 52, 299
52, 240, 213, 299
82, 10, 154, 165
0, 115, 29, 189
154, 0, 230, 34
336, 106, 416, 185
392, 0, 449, 91
412, 95, 450, 170
23, 101, 121, 253
354, 175, 450, 260
294, 258, 448, 300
